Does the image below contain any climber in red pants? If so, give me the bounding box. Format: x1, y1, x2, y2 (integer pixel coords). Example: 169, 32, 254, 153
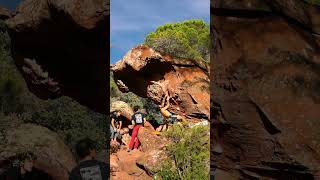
128, 105, 146, 152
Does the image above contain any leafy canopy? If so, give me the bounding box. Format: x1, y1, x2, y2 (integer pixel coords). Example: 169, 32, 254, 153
144, 19, 209, 65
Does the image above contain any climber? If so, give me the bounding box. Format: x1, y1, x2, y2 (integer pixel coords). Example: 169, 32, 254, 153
3, 152, 38, 180
156, 92, 186, 132
127, 105, 146, 152
150, 80, 185, 132
69, 138, 108, 180
110, 110, 123, 145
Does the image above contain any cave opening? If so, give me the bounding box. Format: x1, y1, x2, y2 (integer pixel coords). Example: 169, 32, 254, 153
113, 58, 174, 98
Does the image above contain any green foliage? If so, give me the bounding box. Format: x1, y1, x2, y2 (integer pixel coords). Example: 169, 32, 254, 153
158, 124, 210, 180
0, 21, 11, 52
144, 19, 209, 65
305, 0, 320, 5
27, 97, 107, 151
110, 72, 120, 98
0, 21, 25, 114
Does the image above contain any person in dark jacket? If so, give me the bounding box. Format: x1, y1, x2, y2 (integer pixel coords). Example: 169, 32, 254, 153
110, 110, 123, 145
69, 138, 108, 180
127, 105, 146, 152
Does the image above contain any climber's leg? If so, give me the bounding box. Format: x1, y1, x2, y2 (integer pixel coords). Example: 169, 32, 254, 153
134, 137, 140, 149
129, 125, 142, 150
162, 123, 167, 131
156, 125, 163, 131
110, 125, 115, 140
156, 116, 165, 132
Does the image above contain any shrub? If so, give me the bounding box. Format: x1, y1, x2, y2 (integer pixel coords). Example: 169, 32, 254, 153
158, 124, 210, 180
305, 0, 320, 5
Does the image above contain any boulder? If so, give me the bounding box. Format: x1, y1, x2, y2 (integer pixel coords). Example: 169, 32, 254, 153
110, 127, 169, 179
110, 148, 153, 180
143, 121, 155, 132
0, 123, 76, 180
213, 0, 271, 11
0, 7, 11, 20
112, 45, 210, 122
137, 127, 167, 152
136, 149, 168, 176
135, 127, 170, 175
4, 0, 109, 113
110, 154, 120, 173
212, 1, 320, 179
116, 149, 145, 176
110, 101, 134, 121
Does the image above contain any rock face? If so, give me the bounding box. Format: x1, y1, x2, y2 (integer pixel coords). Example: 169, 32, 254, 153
137, 127, 167, 152
110, 128, 169, 179
0, 124, 76, 180
112, 45, 210, 121
4, 0, 109, 114
136, 127, 169, 175
110, 149, 152, 180
0, 7, 11, 20
111, 101, 134, 121
212, 0, 320, 179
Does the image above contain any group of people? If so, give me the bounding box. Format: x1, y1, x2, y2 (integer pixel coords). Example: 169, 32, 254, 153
109, 105, 147, 152
110, 89, 186, 152
1, 138, 108, 180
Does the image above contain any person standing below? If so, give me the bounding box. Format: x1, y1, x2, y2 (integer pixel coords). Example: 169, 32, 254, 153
69, 138, 108, 180
110, 110, 123, 145
127, 106, 146, 152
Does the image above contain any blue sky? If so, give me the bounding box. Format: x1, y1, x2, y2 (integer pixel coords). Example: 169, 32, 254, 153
111, 0, 210, 64
0, 0, 21, 10
0, 0, 210, 64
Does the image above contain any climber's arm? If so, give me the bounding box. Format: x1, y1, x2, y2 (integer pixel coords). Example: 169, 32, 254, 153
163, 95, 170, 110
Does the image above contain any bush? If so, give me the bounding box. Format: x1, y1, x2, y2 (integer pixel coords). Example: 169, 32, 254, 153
305, 0, 320, 5
28, 96, 107, 151
158, 124, 210, 180
144, 20, 209, 66
0, 22, 26, 114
